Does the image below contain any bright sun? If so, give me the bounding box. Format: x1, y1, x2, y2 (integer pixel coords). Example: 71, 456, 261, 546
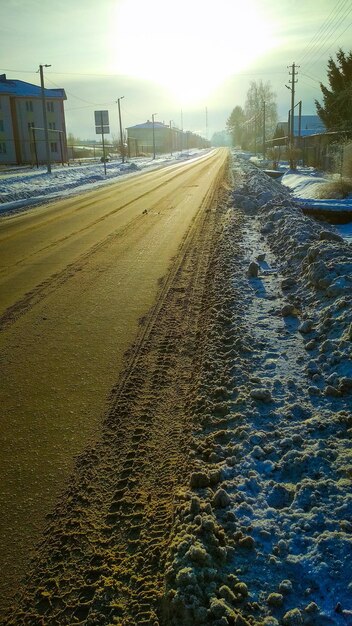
111, 0, 278, 106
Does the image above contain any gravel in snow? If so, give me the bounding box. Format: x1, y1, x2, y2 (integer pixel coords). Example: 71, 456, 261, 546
162, 154, 351, 626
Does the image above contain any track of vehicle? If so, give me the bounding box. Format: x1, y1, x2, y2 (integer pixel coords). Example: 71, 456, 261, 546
0, 149, 229, 621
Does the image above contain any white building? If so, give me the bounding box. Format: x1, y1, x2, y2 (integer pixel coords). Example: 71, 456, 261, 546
0, 73, 67, 165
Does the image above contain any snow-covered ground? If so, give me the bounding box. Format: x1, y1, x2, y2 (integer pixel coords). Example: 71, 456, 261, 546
0, 150, 206, 216
1, 150, 351, 625
281, 167, 352, 243
164, 155, 352, 626
1, 152, 351, 245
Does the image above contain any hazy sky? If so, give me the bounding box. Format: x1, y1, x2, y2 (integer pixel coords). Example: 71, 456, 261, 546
1, 0, 351, 140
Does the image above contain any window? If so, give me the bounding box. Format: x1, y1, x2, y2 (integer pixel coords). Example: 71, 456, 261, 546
28, 121, 34, 130
50, 142, 58, 153
0, 142, 6, 154
25, 100, 33, 112
49, 122, 56, 130
0, 120, 3, 132
47, 101, 54, 113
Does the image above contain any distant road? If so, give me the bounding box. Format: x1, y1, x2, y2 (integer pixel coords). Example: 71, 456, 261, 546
0, 147, 229, 614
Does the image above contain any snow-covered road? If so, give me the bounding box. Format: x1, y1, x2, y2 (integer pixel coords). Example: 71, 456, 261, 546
1, 150, 351, 625
0, 151, 206, 214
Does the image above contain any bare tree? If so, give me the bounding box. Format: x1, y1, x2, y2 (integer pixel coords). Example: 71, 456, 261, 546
244, 80, 278, 150
226, 106, 246, 147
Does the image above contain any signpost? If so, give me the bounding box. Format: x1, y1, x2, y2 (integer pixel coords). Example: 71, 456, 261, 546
94, 110, 110, 175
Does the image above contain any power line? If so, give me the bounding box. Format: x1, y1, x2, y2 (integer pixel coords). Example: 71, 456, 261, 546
299, 78, 321, 93
306, 19, 352, 73
0, 67, 34, 74
298, 0, 349, 64
303, 5, 352, 71
65, 105, 97, 112
0, 67, 126, 78
45, 76, 115, 109
300, 72, 321, 84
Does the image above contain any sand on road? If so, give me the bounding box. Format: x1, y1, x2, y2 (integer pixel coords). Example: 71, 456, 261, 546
0, 148, 229, 615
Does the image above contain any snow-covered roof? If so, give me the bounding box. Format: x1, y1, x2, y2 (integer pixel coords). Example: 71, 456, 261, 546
0, 74, 66, 100
127, 120, 169, 130
296, 115, 325, 133
276, 115, 325, 137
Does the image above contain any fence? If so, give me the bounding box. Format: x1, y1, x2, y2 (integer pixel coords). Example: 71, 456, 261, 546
342, 142, 352, 178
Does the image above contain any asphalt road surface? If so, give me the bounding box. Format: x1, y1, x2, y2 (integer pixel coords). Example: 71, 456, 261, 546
0, 147, 229, 617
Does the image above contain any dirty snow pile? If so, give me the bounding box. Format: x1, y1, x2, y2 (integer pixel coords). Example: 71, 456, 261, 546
163, 155, 351, 626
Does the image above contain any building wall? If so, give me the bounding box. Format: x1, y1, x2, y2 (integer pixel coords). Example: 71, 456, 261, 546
127, 124, 206, 156
0, 95, 16, 163
15, 97, 67, 165
127, 126, 171, 155
0, 95, 67, 165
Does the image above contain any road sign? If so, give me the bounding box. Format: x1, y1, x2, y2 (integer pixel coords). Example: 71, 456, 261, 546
95, 110, 110, 134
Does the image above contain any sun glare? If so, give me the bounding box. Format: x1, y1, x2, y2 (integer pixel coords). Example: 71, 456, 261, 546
110, 0, 277, 106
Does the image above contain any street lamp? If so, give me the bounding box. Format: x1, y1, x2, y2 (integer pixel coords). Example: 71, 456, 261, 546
116, 96, 125, 163
39, 64, 52, 173
152, 113, 157, 159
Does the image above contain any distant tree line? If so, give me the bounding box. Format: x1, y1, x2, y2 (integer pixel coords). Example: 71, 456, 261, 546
226, 48, 352, 152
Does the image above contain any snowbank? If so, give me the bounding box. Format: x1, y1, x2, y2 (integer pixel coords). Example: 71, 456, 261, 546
281, 168, 352, 225
163, 155, 352, 626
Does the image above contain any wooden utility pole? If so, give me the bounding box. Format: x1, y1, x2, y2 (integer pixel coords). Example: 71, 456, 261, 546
169, 120, 173, 156
262, 100, 266, 158
31, 126, 38, 168
39, 64, 52, 173
152, 113, 157, 159
287, 62, 299, 168
117, 97, 125, 163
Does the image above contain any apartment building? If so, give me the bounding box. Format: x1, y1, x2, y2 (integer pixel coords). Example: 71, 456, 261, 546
0, 73, 67, 165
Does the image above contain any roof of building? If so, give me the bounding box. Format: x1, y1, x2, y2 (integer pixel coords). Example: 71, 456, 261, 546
127, 120, 170, 130
0, 74, 66, 100
276, 115, 325, 137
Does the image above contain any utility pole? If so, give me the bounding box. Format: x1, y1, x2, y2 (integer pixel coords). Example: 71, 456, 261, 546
298, 100, 302, 140
39, 64, 52, 173
152, 113, 157, 159
169, 120, 173, 156
31, 126, 38, 168
254, 117, 257, 155
205, 106, 208, 142
262, 101, 266, 159
287, 62, 299, 167
180, 109, 183, 153
117, 96, 125, 163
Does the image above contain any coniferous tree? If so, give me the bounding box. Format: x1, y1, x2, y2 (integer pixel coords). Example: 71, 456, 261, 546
315, 49, 352, 131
